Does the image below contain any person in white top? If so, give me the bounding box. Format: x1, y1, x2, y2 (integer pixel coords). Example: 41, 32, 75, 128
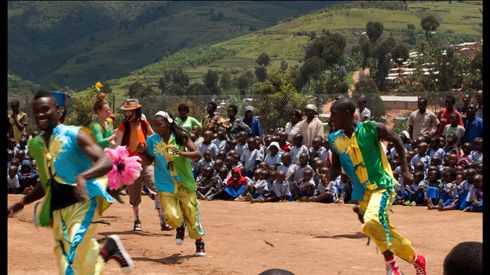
354, 95, 371, 123
298, 104, 324, 147
285, 109, 303, 142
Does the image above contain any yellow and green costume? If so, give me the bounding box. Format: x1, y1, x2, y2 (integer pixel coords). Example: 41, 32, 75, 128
328, 121, 415, 263
146, 133, 204, 239
28, 124, 113, 274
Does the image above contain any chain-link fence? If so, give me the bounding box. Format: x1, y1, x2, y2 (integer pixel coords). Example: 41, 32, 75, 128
7, 90, 478, 135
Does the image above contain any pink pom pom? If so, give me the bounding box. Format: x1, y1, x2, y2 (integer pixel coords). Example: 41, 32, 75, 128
104, 146, 142, 190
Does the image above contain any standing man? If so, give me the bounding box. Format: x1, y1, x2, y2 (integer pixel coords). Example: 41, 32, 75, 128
242, 106, 263, 138
474, 90, 483, 118
298, 104, 324, 147
226, 104, 252, 140
408, 97, 439, 142
462, 104, 483, 149
115, 98, 170, 232
458, 94, 471, 120
201, 101, 230, 132
8, 90, 133, 274
328, 97, 426, 275
9, 100, 28, 144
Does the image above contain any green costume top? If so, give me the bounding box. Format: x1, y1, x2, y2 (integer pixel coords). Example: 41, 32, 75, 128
175, 116, 202, 133
88, 117, 114, 149
328, 121, 397, 201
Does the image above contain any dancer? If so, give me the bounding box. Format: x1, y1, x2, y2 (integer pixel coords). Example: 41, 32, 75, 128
140, 111, 206, 256
327, 98, 427, 275
7, 90, 133, 274
115, 98, 170, 231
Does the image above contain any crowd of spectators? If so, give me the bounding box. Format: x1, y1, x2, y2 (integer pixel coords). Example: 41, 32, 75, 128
8, 91, 483, 212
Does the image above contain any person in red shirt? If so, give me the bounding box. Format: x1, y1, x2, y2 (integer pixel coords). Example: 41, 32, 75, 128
115, 99, 171, 232
436, 95, 464, 137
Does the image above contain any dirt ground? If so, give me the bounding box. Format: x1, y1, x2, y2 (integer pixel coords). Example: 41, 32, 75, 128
8, 194, 482, 275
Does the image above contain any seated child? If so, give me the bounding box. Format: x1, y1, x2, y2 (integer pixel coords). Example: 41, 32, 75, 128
426, 169, 443, 210
8, 165, 21, 194
235, 131, 248, 157
195, 149, 214, 178
438, 168, 457, 208
464, 174, 483, 212
410, 142, 431, 173
213, 127, 229, 153
459, 143, 473, 166
277, 153, 292, 177
309, 137, 327, 165
403, 172, 425, 206
269, 170, 291, 202
213, 159, 224, 176
238, 168, 270, 202
469, 137, 483, 163
290, 134, 309, 164
264, 142, 283, 167
292, 168, 315, 201
310, 167, 336, 203
196, 166, 222, 200
223, 168, 249, 200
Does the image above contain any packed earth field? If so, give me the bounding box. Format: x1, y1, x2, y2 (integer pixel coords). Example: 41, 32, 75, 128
8, 194, 482, 275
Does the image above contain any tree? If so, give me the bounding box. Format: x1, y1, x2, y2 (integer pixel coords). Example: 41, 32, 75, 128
187, 82, 209, 95
253, 72, 312, 131
128, 81, 153, 98
256, 52, 271, 66
298, 57, 326, 89
220, 71, 232, 90
255, 66, 267, 82
171, 69, 190, 88
203, 69, 220, 94
322, 44, 344, 68
166, 84, 186, 95
236, 71, 255, 94
391, 43, 409, 76
420, 15, 440, 40
358, 35, 371, 69
366, 21, 384, 43
371, 36, 396, 91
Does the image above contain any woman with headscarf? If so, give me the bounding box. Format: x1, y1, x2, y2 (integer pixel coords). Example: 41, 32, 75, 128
140, 111, 206, 256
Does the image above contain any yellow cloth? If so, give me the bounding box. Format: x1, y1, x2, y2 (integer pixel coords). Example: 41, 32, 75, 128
361, 188, 416, 263
52, 200, 105, 275
158, 182, 205, 239
9, 112, 27, 143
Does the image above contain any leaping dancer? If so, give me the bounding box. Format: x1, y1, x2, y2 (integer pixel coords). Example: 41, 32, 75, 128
327, 97, 427, 275
8, 91, 133, 274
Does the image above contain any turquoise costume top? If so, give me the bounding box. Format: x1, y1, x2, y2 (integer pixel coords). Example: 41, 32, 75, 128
27, 124, 113, 227
146, 133, 197, 194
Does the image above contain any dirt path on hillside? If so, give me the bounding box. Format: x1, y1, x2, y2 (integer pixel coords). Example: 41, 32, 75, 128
8, 194, 482, 275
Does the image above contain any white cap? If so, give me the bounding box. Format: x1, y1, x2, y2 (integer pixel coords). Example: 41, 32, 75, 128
154, 111, 173, 123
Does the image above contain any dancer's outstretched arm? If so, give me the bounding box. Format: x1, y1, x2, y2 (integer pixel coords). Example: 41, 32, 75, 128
8, 182, 45, 217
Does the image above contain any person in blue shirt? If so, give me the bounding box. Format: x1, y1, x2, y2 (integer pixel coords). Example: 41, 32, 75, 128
242, 106, 263, 138
462, 104, 483, 149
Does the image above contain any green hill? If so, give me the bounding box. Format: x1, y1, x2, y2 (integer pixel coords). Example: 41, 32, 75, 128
104, 1, 482, 97
7, 74, 42, 96
8, 1, 337, 90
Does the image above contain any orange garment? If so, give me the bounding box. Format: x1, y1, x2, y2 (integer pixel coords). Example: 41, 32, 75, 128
118, 120, 150, 157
